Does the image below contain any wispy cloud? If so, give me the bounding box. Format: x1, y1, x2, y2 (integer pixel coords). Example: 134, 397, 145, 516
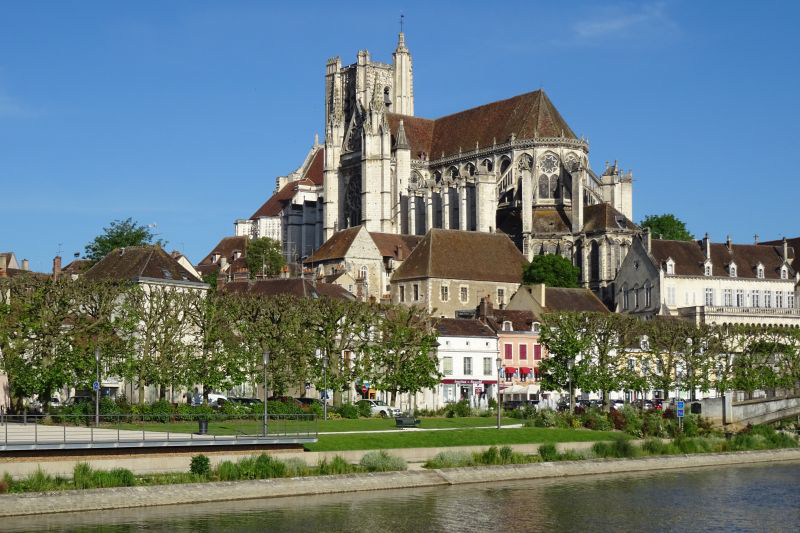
572, 2, 679, 42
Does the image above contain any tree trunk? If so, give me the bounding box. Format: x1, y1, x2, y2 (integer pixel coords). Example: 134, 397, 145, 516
138, 382, 145, 405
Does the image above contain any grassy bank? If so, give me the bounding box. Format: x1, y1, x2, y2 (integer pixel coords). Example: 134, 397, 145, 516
305, 426, 622, 452
105, 416, 518, 435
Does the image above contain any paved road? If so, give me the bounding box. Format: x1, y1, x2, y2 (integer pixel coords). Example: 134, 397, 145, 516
0, 422, 214, 445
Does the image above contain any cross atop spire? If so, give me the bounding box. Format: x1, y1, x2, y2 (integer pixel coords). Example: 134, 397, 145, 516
400, 13, 404, 33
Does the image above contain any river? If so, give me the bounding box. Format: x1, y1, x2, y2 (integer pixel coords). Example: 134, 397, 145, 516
4, 462, 799, 532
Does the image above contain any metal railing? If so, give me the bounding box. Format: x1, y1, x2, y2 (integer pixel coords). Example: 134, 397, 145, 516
0, 413, 318, 450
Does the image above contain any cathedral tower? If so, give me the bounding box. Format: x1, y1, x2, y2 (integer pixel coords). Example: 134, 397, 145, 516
392, 32, 414, 116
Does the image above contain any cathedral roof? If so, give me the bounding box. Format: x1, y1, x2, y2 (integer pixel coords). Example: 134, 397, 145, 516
649, 239, 795, 280
304, 227, 424, 263
532, 208, 572, 234
388, 90, 577, 160
582, 203, 638, 233
303, 226, 362, 263
84, 246, 203, 284
391, 229, 527, 283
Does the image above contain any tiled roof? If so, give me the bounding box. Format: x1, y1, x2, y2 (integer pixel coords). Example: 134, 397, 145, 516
197, 236, 248, 267
532, 208, 572, 234
389, 90, 576, 160
369, 232, 423, 260
249, 148, 324, 219
484, 309, 538, 332
544, 287, 609, 313
436, 318, 496, 337
304, 147, 324, 186
391, 229, 527, 283
582, 203, 637, 233
84, 246, 204, 284
650, 239, 794, 280
62, 259, 91, 275
304, 226, 362, 263
221, 278, 355, 300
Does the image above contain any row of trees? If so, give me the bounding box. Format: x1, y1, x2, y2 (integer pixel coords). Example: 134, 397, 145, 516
0, 275, 440, 412
539, 312, 800, 409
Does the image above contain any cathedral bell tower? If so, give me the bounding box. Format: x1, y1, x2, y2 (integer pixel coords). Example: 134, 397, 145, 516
392, 31, 414, 116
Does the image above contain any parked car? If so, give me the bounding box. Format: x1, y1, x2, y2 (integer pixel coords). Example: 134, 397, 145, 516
357, 399, 400, 418
228, 397, 263, 406
610, 400, 625, 410
206, 393, 228, 408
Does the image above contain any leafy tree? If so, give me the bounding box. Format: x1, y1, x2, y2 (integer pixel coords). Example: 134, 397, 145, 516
679, 324, 719, 399
643, 318, 689, 400
581, 313, 640, 411
733, 327, 781, 399
366, 305, 441, 407
245, 238, 285, 279
640, 214, 694, 241
522, 254, 579, 288
538, 312, 591, 409
84, 218, 163, 264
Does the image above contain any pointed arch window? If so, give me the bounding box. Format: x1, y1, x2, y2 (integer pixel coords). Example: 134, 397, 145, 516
729, 263, 737, 278
781, 266, 788, 279
538, 174, 550, 198
756, 264, 765, 279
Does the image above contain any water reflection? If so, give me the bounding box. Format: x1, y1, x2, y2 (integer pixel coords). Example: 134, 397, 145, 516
5, 462, 800, 532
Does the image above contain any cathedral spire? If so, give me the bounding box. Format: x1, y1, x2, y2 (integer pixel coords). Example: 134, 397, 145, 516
395, 119, 410, 150
391, 18, 414, 116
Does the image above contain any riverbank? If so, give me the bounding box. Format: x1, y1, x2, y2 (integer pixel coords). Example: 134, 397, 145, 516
2, 448, 799, 517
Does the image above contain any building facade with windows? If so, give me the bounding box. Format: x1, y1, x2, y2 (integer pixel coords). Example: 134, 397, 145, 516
615, 231, 800, 325
390, 229, 526, 317
413, 318, 499, 411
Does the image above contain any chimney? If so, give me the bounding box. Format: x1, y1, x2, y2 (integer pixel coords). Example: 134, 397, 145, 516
478, 297, 492, 319
783, 237, 789, 262
533, 283, 546, 308
726, 235, 732, 252
219, 256, 228, 271
22, 259, 29, 271
215, 271, 226, 291
53, 256, 62, 282
643, 228, 652, 253
703, 233, 711, 260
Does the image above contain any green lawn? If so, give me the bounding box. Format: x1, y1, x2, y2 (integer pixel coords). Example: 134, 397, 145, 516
305, 427, 624, 452
105, 416, 519, 436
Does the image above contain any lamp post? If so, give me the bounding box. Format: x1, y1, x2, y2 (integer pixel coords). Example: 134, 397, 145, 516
316, 348, 327, 421
95, 347, 100, 427
263, 350, 269, 437
567, 358, 574, 414
496, 356, 503, 430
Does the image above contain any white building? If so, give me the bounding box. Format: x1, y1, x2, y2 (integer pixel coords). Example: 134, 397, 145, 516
413, 318, 499, 411
615, 231, 799, 326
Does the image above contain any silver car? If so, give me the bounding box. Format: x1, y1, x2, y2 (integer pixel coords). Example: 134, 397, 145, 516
358, 399, 401, 417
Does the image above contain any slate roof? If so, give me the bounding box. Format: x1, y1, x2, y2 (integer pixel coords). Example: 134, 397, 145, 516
84, 246, 204, 284
436, 318, 496, 337
582, 203, 638, 233
221, 278, 355, 300
304, 227, 362, 263
391, 229, 527, 283
249, 148, 324, 219
388, 90, 576, 160
650, 239, 795, 280
532, 208, 572, 234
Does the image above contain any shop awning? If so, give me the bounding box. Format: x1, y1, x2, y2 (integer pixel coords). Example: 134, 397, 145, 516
504, 367, 517, 373
519, 367, 531, 375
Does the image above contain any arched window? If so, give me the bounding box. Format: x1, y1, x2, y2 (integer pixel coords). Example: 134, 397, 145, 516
757, 265, 764, 279
434, 171, 442, 184
551, 176, 560, 198
481, 158, 493, 172
590, 241, 600, 282
538, 174, 550, 198
448, 166, 459, 180
465, 162, 476, 176
359, 266, 368, 280
499, 157, 512, 175
729, 264, 737, 277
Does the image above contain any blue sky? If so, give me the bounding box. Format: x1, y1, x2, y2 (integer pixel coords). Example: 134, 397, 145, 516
2, 0, 799, 272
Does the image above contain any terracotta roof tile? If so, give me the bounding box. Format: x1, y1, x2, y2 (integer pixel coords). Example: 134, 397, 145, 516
392, 229, 527, 283
304, 226, 363, 263
436, 318, 496, 337
84, 246, 203, 284
221, 278, 354, 300
544, 287, 609, 313
197, 236, 249, 270
582, 203, 637, 233
369, 232, 423, 260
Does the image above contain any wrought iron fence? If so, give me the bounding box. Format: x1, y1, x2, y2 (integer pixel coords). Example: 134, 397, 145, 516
0, 413, 317, 450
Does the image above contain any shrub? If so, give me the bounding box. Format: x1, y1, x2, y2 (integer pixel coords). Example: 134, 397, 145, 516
526, 408, 559, 428
146, 400, 174, 423
283, 458, 310, 477
499, 446, 514, 463
445, 399, 472, 418
216, 461, 240, 481
336, 404, 360, 420
253, 454, 287, 479
581, 409, 612, 431
619, 406, 643, 437
480, 446, 499, 464
190, 455, 210, 477
265, 400, 304, 416
538, 443, 559, 462
642, 412, 666, 437
73, 463, 135, 489
591, 438, 635, 459
609, 408, 626, 431
357, 401, 373, 418
359, 451, 407, 472
424, 451, 474, 469
316, 456, 353, 475
641, 438, 670, 455
0, 473, 11, 494
25, 468, 59, 492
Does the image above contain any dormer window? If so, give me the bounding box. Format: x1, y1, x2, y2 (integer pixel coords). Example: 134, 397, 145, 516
781, 266, 788, 279
640, 335, 650, 351
212, 253, 220, 263
729, 263, 737, 278
756, 264, 765, 279
666, 259, 675, 275
704, 261, 712, 276
532, 322, 541, 334
502, 321, 513, 332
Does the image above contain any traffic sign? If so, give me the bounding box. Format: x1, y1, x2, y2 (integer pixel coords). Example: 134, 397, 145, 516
676, 400, 685, 418
92, 381, 100, 392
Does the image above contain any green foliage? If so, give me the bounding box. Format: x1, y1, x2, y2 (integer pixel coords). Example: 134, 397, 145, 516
245, 237, 285, 279
84, 218, 163, 263
358, 451, 407, 472
316, 456, 354, 476
640, 214, 694, 241
522, 254, 580, 288
357, 401, 373, 418
538, 312, 591, 397
424, 451, 475, 468
72, 463, 135, 489
424, 447, 538, 468
580, 409, 613, 431
592, 437, 638, 459
336, 404, 360, 419
445, 399, 472, 418
537, 443, 560, 462
190, 455, 210, 478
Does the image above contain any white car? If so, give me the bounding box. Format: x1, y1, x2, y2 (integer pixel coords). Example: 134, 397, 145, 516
358, 399, 401, 417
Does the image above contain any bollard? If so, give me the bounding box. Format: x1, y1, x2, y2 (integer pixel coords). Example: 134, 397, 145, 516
198, 418, 208, 435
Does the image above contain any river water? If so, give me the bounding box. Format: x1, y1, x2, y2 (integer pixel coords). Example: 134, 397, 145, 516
4, 462, 799, 532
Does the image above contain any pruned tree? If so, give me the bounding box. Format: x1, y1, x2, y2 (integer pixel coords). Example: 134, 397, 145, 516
643, 318, 689, 401
581, 312, 640, 410
538, 312, 591, 407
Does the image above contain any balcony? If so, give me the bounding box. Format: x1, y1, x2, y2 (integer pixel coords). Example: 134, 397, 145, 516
677, 305, 800, 325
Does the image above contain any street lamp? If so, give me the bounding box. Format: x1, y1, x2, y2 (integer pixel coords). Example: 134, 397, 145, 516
316, 348, 327, 421
567, 358, 574, 414
263, 350, 269, 437
496, 356, 503, 430
95, 347, 100, 426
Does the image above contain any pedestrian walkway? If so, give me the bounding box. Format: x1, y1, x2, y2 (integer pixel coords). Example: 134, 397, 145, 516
318, 423, 524, 435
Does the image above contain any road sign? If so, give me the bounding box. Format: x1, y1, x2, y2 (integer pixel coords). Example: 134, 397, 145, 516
676, 400, 685, 418
92, 381, 100, 392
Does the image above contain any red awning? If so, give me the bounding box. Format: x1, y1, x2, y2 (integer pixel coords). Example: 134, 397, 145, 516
504, 367, 516, 373
519, 367, 531, 375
